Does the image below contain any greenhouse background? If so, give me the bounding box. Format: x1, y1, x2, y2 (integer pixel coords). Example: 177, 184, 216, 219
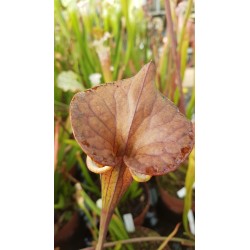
54, 0, 195, 249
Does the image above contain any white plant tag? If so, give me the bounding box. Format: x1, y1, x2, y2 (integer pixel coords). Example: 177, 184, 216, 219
123, 213, 135, 233
177, 182, 195, 198
187, 209, 195, 235
96, 198, 102, 209
177, 187, 186, 198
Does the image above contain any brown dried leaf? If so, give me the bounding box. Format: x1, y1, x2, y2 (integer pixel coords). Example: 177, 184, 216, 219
70, 62, 194, 175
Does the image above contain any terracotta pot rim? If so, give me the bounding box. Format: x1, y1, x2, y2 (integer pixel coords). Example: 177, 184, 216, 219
156, 178, 195, 214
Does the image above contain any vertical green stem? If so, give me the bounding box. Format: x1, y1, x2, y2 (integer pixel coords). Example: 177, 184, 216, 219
178, 0, 193, 51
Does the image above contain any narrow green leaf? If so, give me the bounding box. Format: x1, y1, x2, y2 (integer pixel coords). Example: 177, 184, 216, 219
183, 149, 195, 238
76, 152, 100, 195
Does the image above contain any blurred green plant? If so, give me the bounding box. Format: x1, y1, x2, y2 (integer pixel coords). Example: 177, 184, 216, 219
183, 148, 195, 239
120, 181, 143, 205
55, 0, 149, 92
54, 0, 195, 114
